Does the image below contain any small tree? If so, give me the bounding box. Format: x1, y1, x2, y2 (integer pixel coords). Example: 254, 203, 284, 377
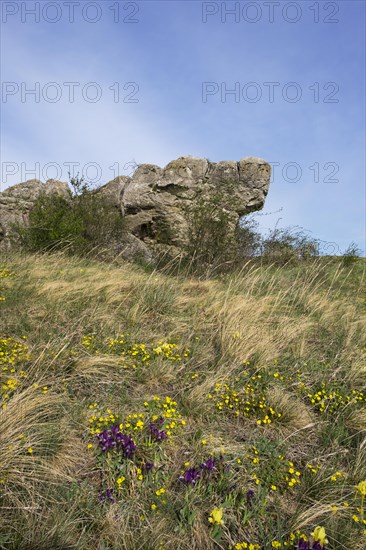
184, 186, 254, 274
69, 172, 90, 196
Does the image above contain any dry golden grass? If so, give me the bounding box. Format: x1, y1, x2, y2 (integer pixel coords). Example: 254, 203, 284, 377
0, 386, 78, 497
1, 251, 365, 549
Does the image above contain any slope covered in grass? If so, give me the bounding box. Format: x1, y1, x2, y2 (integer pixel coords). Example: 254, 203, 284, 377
1, 252, 366, 549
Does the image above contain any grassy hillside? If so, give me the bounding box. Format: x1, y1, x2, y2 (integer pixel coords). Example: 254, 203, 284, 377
1, 252, 366, 550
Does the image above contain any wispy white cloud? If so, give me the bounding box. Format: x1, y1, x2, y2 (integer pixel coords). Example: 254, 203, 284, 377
1, 0, 364, 252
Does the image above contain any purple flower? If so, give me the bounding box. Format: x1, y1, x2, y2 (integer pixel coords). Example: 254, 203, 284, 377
295, 540, 326, 550
296, 540, 310, 550
246, 489, 255, 507
201, 457, 216, 472
96, 425, 136, 457
180, 467, 201, 485
99, 488, 115, 503
120, 434, 137, 457
97, 430, 115, 452
144, 461, 154, 471
149, 419, 168, 442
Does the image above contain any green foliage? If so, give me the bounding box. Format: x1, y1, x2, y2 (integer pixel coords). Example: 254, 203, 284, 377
184, 188, 320, 273
12, 176, 126, 255
261, 227, 320, 265
69, 172, 89, 196
184, 187, 242, 274
236, 215, 262, 258
342, 242, 361, 267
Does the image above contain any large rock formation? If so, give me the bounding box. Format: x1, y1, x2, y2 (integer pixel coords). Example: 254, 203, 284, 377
0, 156, 271, 259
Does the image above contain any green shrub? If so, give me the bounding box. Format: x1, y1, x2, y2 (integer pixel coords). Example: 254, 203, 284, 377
261, 227, 320, 265
236, 215, 262, 258
184, 187, 241, 274
12, 176, 126, 255
183, 189, 320, 272
342, 242, 361, 267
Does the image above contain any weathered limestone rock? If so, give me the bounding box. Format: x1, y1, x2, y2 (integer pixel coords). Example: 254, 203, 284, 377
0, 156, 271, 260
119, 156, 271, 249
0, 179, 70, 250
92, 176, 129, 212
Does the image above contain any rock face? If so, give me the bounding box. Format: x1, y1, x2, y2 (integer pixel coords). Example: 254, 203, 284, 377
0, 156, 271, 259
120, 156, 270, 248
0, 179, 71, 250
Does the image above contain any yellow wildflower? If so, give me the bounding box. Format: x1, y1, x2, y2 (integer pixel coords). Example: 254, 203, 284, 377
311, 526, 328, 546
357, 480, 366, 496
208, 507, 224, 525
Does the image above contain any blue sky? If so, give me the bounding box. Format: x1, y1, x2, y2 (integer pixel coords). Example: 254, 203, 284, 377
1, 0, 365, 253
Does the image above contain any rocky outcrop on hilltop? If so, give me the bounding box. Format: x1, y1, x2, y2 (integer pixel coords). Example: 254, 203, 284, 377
0, 156, 271, 260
